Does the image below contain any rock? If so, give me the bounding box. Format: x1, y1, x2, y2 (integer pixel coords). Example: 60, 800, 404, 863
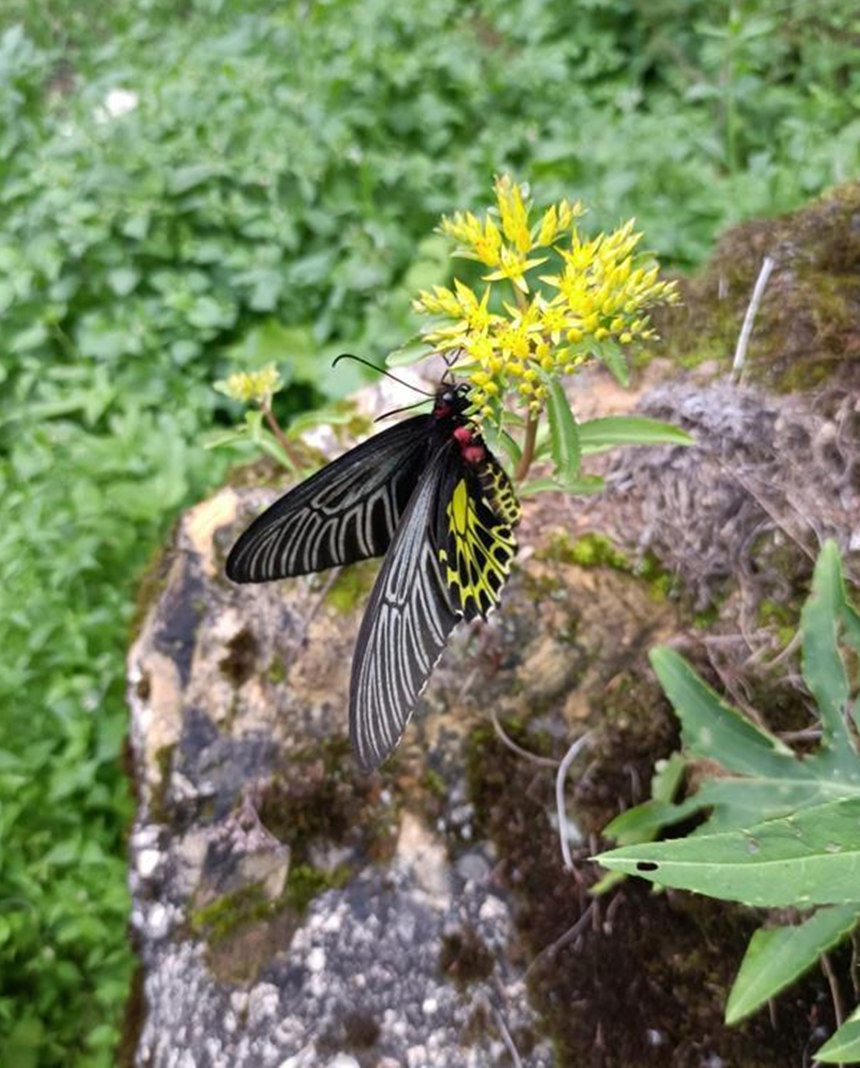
652, 182, 860, 393
126, 196, 860, 1066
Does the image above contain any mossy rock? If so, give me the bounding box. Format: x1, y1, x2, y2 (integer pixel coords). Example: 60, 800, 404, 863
651, 181, 860, 392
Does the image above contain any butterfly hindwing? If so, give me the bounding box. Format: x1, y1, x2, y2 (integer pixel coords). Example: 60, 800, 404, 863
437, 454, 520, 622
350, 442, 518, 770
226, 414, 434, 582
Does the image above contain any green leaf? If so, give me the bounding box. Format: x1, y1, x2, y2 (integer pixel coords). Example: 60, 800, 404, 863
594, 339, 629, 386
726, 906, 859, 1025
841, 602, 860, 658
386, 336, 433, 367
286, 405, 358, 437
650, 647, 795, 774
578, 416, 694, 454
517, 474, 604, 497
560, 474, 605, 495
545, 378, 581, 484
817, 1004, 860, 1063
517, 476, 562, 496
483, 425, 522, 466
801, 540, 853, 743
168, 162, 222, 194
595, 797, 860, 907
106, 267, 140, 297
228, 319, 315, 377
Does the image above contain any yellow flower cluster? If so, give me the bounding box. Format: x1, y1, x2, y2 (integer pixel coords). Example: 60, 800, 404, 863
214, 364, 283, 406
414, 175, 678, 416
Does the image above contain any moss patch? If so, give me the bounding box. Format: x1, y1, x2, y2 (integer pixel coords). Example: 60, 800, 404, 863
256, 735, 399, 909
325, 559, 379, 613
191, 882, 274, 945
266, 656, 287, 684
218, 626, 259, 686
283, 862, 351, 913
650, 182, 860, 393
537, 531, 678, 604
149, 743, 176, 825
439, 927, 495, 988
757, 598, 798, 649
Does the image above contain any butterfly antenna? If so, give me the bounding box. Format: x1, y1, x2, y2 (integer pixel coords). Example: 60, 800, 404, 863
440, 346, 464, 384
373, 398, 432, 422
333, 353, 436, 397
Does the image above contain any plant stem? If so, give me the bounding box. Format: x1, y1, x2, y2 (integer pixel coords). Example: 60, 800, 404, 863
515, 409, 539, 482
261, 402, 301, 470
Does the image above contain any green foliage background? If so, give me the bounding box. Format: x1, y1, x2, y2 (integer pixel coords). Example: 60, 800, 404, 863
0, 0, 858, 1062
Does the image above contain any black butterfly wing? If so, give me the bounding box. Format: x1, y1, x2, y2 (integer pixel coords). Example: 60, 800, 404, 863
226, 414, 434, 582
349, 442, 460, 770
349, 442, 520, 770
437, 452, 520, 622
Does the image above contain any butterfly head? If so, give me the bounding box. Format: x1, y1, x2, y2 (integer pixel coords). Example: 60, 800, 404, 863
432, 382, 471, 420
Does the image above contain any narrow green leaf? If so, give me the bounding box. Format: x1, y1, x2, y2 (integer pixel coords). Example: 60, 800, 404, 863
726, 906, 859, 1024
559, 474, 605, 494
841, 601, 860, 658
517, 476, 561, 496
545, 378, 581, 482
595, 796, 860, 907
594, 339, 629, 386
801, 540, 853, 744
517, 474, 605, 497
652, 751, 687, 803
579, 416, 694, 454
483, 426, 522, 466
286, 406, 357, 437
603, 799, 684, 843
386, 336, 433, 367
816, 1004, 860, 1063
649, 647, 796, 775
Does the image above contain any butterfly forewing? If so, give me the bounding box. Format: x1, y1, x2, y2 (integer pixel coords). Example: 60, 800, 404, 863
226, 414, 434, 582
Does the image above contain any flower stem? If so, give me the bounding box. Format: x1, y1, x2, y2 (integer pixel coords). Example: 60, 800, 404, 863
261, 402, 301, 471
515, 410, 539, 483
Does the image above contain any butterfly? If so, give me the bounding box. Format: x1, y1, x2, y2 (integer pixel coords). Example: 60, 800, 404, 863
226, 380, 521, 770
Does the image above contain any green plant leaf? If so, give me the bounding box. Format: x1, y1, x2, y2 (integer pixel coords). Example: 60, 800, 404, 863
596, 797, 860, 907
802, 540, 855, 744
517, 474, 604, 497
650, 647, 795, 773
644, 646, 860, 834
816, 1004, 860, 1063
483, 425, 522, 466
386, 336, 434, 367
593, 339, 629, 386
517, 476, 562, 496
726, 906, 859, 1024
578, 416, 694, 454
545, 378, 581, 484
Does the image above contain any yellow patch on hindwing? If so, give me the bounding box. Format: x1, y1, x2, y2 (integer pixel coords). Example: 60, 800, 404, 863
439, 475, 518, 620
450, 479, 469, 535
